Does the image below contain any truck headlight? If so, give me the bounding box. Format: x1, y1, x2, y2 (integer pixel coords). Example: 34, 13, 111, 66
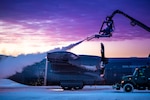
121, 80, 124, 84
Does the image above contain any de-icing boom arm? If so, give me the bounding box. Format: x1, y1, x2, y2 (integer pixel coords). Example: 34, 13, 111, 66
107, 10, 150, 32
99, 10, 150, 36
86, 10, 150, 41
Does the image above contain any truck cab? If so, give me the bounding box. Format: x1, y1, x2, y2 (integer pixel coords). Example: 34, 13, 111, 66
113, 66, 150, 92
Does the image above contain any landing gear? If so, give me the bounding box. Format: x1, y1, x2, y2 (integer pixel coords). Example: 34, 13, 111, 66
73, 86, 83, 90
61, 86, 83, 90
60, 81, 84, 90
62, 86, 72, 90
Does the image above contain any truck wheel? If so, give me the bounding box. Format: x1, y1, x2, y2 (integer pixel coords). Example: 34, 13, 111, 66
123, 83, 134, 92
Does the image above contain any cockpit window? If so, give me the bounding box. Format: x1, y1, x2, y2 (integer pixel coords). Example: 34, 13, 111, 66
70, 53, 79, 60
47, 51, 79, 62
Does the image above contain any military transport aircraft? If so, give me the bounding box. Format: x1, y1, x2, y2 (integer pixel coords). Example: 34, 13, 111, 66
7, 43, 150, 90
5, 10, 150, 90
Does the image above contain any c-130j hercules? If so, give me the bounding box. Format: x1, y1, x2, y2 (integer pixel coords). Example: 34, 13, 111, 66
9, 10, 150, 90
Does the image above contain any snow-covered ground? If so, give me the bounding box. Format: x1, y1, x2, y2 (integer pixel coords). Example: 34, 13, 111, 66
0, 79, 150, 100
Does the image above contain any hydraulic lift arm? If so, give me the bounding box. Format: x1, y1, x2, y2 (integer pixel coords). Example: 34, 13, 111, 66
87, 10, 150, 41
107, 10, 150, 32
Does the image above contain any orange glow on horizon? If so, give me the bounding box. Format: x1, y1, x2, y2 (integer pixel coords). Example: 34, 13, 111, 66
70, 39, 150, 57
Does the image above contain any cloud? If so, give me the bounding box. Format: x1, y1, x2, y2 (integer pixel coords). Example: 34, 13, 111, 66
1, 1, 150, 38
0, 0, 150, 56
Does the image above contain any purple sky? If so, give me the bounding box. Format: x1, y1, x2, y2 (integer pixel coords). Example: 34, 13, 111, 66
0, 0, 150, 57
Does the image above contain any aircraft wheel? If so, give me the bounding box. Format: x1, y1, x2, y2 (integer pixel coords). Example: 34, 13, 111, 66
73, 86, 83, 90
123, 83, 134, 92
62, 86, 72, 90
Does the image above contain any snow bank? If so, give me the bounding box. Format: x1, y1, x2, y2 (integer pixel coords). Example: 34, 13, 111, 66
0, 79, 26, 87
0, 79, 150, 100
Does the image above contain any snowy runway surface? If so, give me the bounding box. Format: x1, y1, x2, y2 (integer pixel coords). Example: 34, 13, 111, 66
0, 79, 150, 100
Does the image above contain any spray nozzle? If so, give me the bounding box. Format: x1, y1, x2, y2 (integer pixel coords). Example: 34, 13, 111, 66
86, 33, 112, 41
